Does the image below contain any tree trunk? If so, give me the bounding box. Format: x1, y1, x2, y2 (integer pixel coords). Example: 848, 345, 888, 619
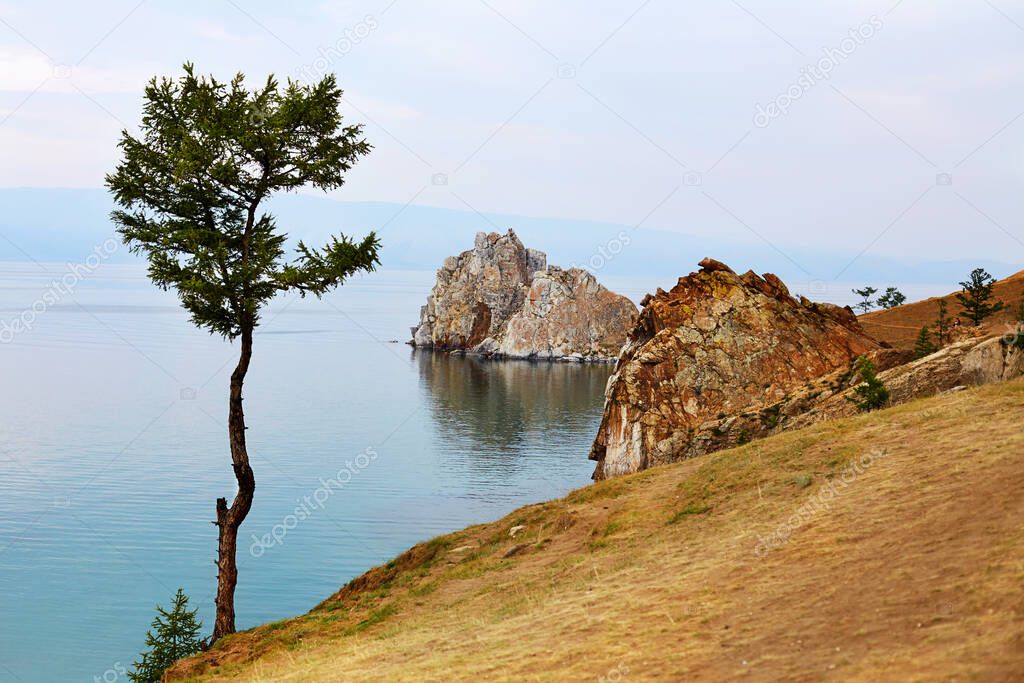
212, 325, 255, 643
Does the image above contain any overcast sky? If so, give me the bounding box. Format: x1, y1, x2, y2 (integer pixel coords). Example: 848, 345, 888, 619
1, 0, 1023, 267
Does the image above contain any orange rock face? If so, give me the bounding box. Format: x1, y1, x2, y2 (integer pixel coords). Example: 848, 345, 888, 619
589, 259, 880, 480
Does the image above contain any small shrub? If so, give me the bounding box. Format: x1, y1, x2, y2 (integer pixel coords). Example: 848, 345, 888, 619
128, 588, 204, 683
760, 404, 783, 429
848, 356, 890, 413
913, 325, 936, 359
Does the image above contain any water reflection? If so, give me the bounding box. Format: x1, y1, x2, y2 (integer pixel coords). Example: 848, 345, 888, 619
0, 267, 617, 682
414, 350, 612, 479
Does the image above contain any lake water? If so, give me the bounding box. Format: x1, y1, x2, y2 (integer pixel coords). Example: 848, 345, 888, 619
0, 263, 636, 683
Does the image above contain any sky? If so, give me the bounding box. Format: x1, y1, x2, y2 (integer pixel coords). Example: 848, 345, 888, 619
1, 0, 1023, 270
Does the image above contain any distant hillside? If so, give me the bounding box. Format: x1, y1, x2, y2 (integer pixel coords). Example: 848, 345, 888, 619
170, 380, 1024, 681
860, 269, 1024, 350
0, 188, 1017, 291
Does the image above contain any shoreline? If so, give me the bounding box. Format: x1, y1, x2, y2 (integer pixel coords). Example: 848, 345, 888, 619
406, 342, 620, 365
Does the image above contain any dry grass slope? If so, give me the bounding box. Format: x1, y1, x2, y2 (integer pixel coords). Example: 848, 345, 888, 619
170, 380, 1024, 682
860, 269, 1024, 349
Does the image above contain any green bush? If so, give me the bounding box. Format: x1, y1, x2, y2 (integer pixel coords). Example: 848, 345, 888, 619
848, 356, 890, 412
129, 588, 204, 683
913, 326, 936, 359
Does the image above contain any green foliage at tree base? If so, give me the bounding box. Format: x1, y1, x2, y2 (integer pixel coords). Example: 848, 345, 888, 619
129, 588, 203, 683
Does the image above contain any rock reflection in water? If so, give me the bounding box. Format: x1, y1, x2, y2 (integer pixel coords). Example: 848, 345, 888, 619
414, 350, 613, 483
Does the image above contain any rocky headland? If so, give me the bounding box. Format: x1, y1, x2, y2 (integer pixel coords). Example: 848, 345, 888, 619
410, 230, 637, 362
588, 258, 879, 479
589, 258, 1024, 480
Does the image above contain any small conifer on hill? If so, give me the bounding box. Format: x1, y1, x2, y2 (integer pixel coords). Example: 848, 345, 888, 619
914, 326, 936, 359
128, 588, 203, 683
849, 356, 890, 412
955, 268, 1004, 325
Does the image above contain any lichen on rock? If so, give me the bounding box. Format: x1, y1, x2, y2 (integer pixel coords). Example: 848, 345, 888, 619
410, 230, 637, 362
589, 259, 880, 480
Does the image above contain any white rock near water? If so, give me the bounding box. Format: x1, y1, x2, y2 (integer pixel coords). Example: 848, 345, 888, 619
410, 230, 638, 362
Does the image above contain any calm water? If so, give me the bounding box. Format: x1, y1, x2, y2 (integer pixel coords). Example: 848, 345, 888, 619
0, 263, 620, 682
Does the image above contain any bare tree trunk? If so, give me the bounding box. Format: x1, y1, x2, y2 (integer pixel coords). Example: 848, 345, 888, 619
212, 325, 255, 643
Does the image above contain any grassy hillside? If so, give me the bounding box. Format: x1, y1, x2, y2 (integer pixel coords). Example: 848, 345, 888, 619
171, 380, 1024, 681
860, 269, 1024, 350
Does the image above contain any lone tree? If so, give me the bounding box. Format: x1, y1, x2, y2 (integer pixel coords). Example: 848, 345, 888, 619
129, 588, 203, 683
877, 286, 907, 310
852, 286, 877, 314
107, 64, 380, 642
955, 268, 1004, 325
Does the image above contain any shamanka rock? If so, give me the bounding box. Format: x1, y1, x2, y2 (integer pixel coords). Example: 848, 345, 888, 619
411, 230, 637, 362
589, 259, 880, 479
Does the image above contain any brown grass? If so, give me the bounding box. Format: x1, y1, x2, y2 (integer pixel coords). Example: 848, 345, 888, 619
169, 380, 1024, 682
860, 269, 1024, 349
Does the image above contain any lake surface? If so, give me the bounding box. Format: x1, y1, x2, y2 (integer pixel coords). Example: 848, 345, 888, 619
0, 263, 630, 683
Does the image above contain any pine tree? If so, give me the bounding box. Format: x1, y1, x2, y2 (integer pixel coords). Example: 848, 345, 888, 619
129, 588, 203, 683
913, 326, 936, 359
877, 286, 907, 309
107, 64, 380, 642
852, 286, 878, 314
933, 299, 950, 348
955, 268, 1004, 325
848, 356, 890, 412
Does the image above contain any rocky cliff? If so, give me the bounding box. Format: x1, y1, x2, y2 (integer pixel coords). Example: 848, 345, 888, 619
411, 230, 637, 362
784, 334, 1024, 429
589, 258, 880, 479
645, 333, 1024, 469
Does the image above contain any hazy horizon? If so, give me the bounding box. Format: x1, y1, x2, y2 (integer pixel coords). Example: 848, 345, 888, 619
2, 0, 1023, 274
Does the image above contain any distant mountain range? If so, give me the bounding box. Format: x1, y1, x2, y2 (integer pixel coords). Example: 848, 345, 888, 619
0, 188, 1016, 290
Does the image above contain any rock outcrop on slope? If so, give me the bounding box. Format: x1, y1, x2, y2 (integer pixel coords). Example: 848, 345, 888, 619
410, 230, 637, 362
589, 258, 880, 480
784, 335, 1024, 429
651, 333, 1024, 468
